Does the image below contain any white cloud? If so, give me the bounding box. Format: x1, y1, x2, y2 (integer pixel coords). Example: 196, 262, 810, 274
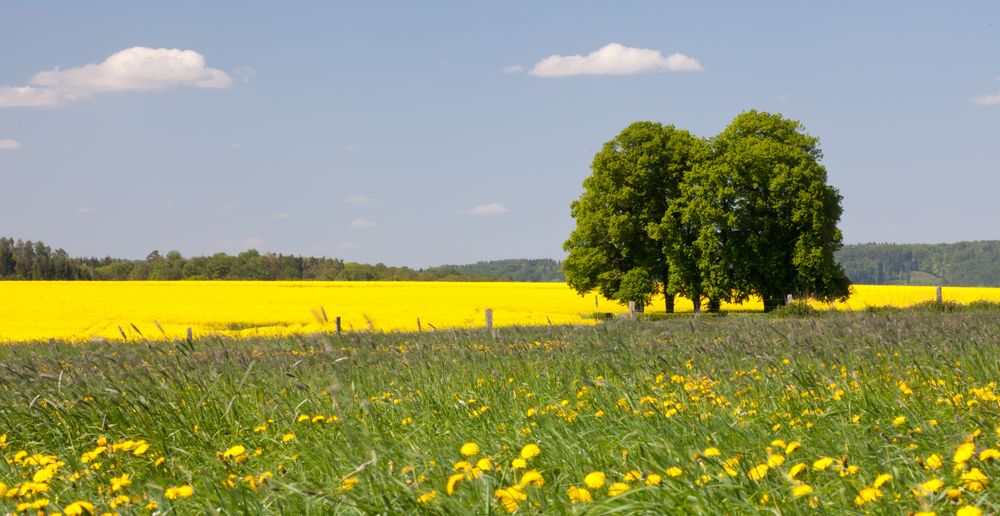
502, 64, 525, 75
529, 43, 702, 77
973, 92, 1000, 106
350, 218, 376, 229
273, 211, 290, 220
0, 139, 22, 150
0, 47, 231, 108
470, 202, 508, 215
344, 194, 370, 205
232, 67, 257, 83
972, 76, 1000, 106
0, 86, 62, 108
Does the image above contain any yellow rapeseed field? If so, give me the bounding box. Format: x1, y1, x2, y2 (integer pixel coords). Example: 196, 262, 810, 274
1, 281, 999, 343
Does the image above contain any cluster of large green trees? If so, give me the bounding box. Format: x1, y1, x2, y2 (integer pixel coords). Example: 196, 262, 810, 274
564, 110, 851, 312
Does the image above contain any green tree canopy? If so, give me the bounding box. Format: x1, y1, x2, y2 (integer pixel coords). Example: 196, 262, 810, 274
563, 121, 705, 312
570, 111, 851, 313
684, 110, 851, 311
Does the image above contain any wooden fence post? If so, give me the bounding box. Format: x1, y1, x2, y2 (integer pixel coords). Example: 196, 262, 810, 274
417, 317, 422, 332
628, 301, 637, 320
335, 316, 342, 335
936, 285, 943, 303
485, 309, 493, 332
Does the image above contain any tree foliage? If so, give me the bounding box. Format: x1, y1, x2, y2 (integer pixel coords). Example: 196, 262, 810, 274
566, 111, 851, 312
563, 122, 705, 312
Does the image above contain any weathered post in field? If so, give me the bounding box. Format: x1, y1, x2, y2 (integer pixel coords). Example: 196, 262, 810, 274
417, 317, 422, 332
786, 294, 794, 305
335, 316, 342, 335
936, 285, 943, 303
594, 295, 599, 320
485, 308, 493, 332
628, 301, 637, 320
186, 327, 192, 344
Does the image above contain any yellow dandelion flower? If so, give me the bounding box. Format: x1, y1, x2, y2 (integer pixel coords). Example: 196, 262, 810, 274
960, 468, 988, 492
518, 469, 544, 487
767, 454, 785, 467
446, 473, 464, 495
787, 463, 808, 479
912, 478, 943, 497
748, 464, 769, 480
567, 485, 592, 503
221, 445, 246, 459
785, 441, 802, 454
666, 467, 683, 477
925, 453, 943, 469
873, 473, 892, 488
584, 471, 606, 489
608, 482, 629, 496
494, 487, 523, 513
812, 457, 834, 471
340, 477, 358, 491
460, 442, 480, 457
957, 507, 982, 516
854, 487, 882, 505
979, 448, 1000, 461
703, 447, 721, 457
64, 500, 95, 515
892, 416, 907, 426
281, 433, 295, 442
165, 484, 194, 500
520, 443, 540, 459
644, 473, 662, 486
109, 494, 130, 508
476, 457, 492, 471
624, 470, 643, 482
511, 458, 527, 469
110, 473, 132, 492
417, 491, 437, 504
954, 443, 975, 464
792, 483, 813, 497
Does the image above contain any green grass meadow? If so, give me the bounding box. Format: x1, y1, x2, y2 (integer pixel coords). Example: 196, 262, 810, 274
1, 308, 998, 514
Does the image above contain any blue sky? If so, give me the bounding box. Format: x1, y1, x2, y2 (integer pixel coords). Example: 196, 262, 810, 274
1, 2, 998, 267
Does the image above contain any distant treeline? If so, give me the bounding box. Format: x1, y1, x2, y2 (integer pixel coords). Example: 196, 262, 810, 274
9, 235, 999, 286
0, 237, 565, 282
836, 241, 1000, 287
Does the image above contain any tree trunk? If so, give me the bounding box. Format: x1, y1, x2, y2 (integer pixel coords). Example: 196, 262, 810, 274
707, 297, 721, 313
664, 294, 674, 314
691, 294, 701, 314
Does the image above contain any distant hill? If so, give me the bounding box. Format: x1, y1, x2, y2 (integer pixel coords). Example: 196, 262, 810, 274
836, 241, 1000, 287
429, 259, 565, 282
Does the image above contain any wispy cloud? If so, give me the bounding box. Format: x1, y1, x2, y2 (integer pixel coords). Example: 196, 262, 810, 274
344, 194, 370, 205
528, 43, 702, 77
972, 76, 1000, 106
350, 218, 376, 229
470, 202, 508, 215
0, 139, 22, 150
502, 64, 525, 75
0, 47, 231, 108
